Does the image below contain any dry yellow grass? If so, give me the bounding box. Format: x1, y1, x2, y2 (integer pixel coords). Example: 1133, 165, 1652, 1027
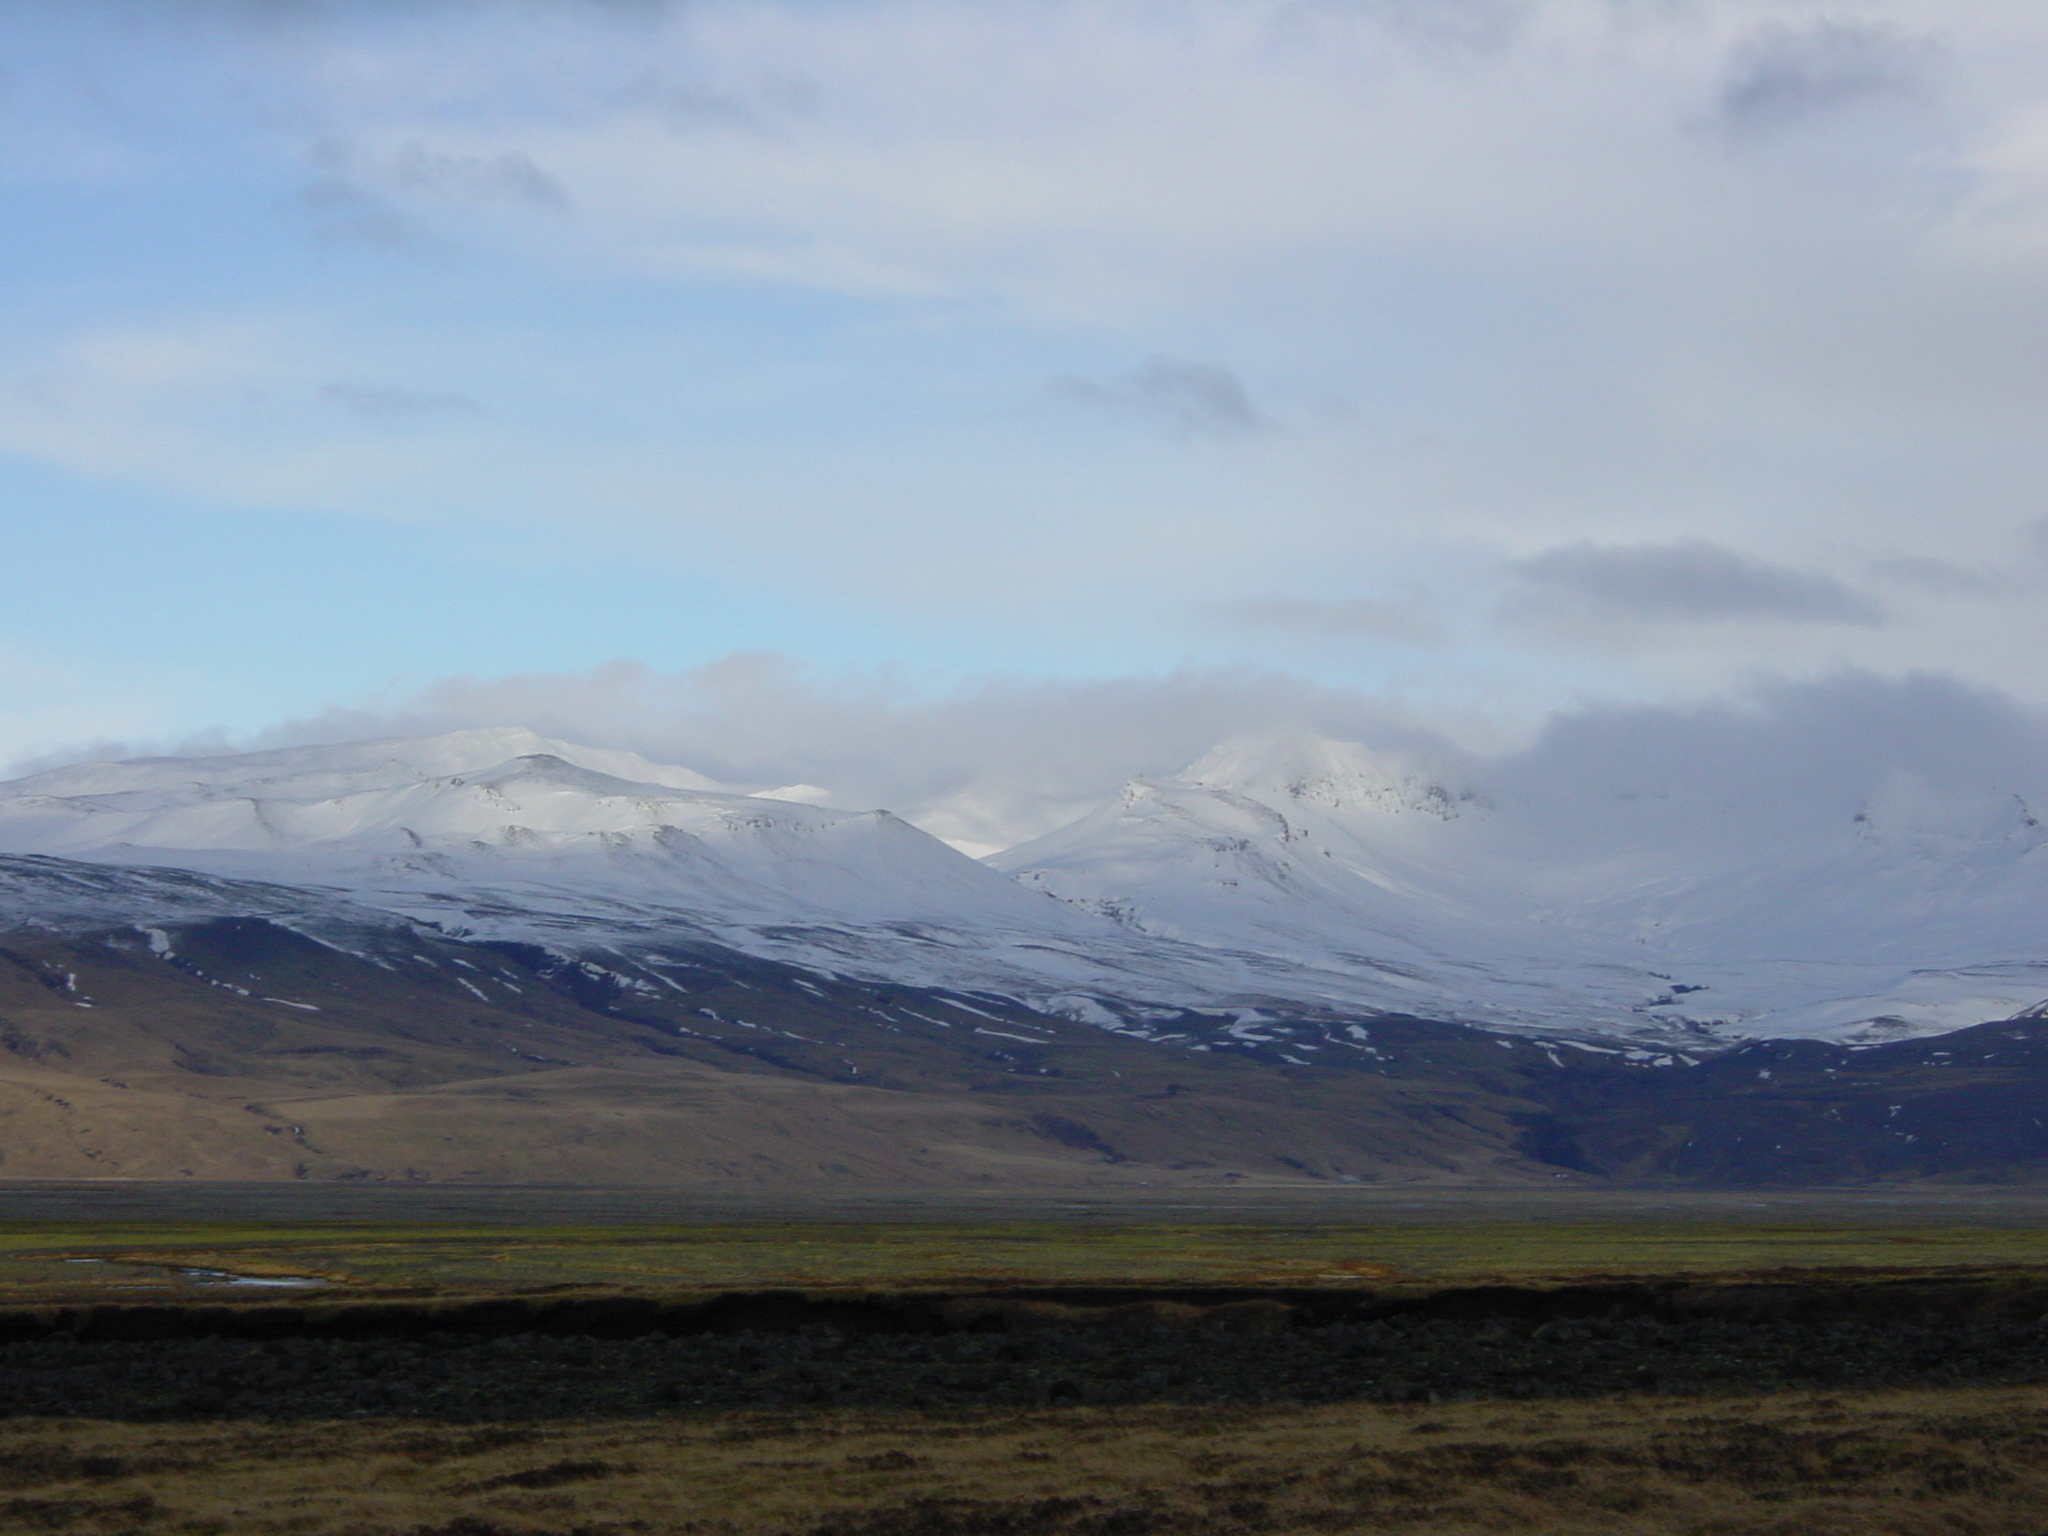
4, 1385, 2047, 1534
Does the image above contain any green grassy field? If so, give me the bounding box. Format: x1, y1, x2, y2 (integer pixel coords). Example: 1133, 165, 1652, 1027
0, 1218, 2042, 1301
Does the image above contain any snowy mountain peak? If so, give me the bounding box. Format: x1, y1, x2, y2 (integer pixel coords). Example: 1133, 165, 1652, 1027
1179, 732, 1473, 820
3, 728, 736, 801
0, 729, 1108, 980
455, 752, 657, 796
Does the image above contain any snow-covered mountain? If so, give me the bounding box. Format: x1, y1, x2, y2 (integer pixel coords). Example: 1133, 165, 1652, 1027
0, 726, 1095, 942
993, 733, 2048, 1043
0, 730, 1317, 1021
0, 727, 1037, 925
3, 727, 2045, 1046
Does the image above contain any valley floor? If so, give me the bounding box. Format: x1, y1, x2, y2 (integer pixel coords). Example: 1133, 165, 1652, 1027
3, 1386, 2046, 1535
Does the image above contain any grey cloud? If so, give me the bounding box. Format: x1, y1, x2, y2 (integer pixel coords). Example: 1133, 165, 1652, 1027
388, 142, 569, 209
1867, 555, 2007, 597
1716, 21, 1934, 138
295, 136, 564, 255
297, 176, 452, 256
1496, 671, 2048, 848
312, 139, 569, 211
1052, 356, 1270, 438
317, 381, 480, 421
1204, 595, 1445, 646
1506, 540, 1887, 629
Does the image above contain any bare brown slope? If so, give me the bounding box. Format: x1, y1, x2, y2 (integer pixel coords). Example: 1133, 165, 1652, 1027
0, 920, 1554, 1186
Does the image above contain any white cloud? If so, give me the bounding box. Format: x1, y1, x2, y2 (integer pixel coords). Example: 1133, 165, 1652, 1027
6, 0, 2048, 746
0, 317, 499, 511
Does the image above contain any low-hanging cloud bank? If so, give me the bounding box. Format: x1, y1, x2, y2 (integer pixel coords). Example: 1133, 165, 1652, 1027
154, 659, 2048, 858
1493, 670, 2048, 854
232, 657, 1464, 854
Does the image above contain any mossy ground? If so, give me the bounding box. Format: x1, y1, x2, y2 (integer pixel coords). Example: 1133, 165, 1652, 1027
0, 1218, 2045, 1299
4, 1386, 2048, 1534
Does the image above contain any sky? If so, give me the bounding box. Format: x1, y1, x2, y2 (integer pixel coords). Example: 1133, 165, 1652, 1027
6, 0, 2048, 850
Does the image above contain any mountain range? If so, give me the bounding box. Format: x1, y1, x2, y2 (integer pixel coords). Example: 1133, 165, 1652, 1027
0, 726, 2045, 1186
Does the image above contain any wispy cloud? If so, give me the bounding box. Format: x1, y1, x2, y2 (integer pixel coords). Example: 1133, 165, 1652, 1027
295, 138, 567, 253
1051, 357, 1270, 438
374, 141, 570, 210
616, 70, 773, 130
7, 0, 2048, 763
1505, 540, 1887, 632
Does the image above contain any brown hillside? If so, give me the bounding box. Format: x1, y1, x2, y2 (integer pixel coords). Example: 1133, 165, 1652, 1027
0, 919, 1554, 1187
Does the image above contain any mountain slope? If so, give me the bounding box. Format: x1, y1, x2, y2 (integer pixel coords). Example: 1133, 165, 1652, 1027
0, 855, 1563, 1185
8, 852, 2048, 1187
0, 729, 1058, 927
0, 732, 1199, 1010
994, 733, 2048, 1044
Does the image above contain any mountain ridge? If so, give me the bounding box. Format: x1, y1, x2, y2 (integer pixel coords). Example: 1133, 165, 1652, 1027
4, 727, 2047, 1048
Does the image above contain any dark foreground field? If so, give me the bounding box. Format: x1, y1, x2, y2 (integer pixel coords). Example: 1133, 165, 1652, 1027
0, 1185, 2045, 1533
5, 1286, 2048, 1419
5, 1281, 2048, 1535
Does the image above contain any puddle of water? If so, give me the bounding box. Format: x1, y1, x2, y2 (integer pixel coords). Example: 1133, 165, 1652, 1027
57, 1258, 328, 1288
174, 1267, 328, 1288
